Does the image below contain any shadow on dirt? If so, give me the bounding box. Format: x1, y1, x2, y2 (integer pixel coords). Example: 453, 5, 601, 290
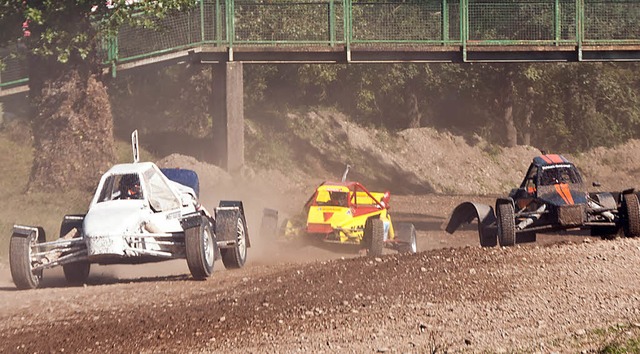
0, 274, 194, 291
392, 211, 446, 232
86, 274, 191, 286
293, 134, 434, 195
35, 274, 192, 289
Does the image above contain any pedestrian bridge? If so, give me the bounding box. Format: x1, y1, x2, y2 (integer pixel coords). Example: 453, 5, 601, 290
2, 0, 640, 95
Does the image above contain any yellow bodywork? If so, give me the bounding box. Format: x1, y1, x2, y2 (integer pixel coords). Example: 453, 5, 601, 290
305, 184, 395, 244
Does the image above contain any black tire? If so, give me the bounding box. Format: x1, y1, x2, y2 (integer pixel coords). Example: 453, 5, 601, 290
60, 216, 90, 285
9, 231, 43, 290
218, 213, 248, 269
364, 218, 385, 257
395, 223, 417, 254
623, 193, 640, 237
185, 216, 215, 279
497, 203, 516, 247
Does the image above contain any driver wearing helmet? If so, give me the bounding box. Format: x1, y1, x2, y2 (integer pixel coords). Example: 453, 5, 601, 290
126, 182, 142, 199
119, 174, 143, 200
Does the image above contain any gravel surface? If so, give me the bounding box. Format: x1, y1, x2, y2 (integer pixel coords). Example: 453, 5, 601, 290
1, 194, 639, 353
4, 111, 640, 353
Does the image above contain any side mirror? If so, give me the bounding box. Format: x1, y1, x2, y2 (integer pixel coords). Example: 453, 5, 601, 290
592, 182, 601, 187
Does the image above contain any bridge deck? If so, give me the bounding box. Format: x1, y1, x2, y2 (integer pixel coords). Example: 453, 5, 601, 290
3, 0, 640, 97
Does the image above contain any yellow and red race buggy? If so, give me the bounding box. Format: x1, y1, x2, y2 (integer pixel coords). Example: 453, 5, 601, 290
261, 177, 417, 256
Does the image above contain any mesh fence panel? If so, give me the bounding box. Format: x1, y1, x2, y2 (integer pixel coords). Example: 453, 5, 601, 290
468, 0, 576, 43
116, 7, 203, 60
0, 48, 28, 85
584, 0, 640, 41
4, 0, 640, 86
202, 0, 228, 43
561, 1, 577, 41
233, 0, 343, 44
351, 1, 460, 42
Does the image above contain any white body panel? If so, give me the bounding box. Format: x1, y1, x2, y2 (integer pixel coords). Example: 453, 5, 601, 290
81, 162, 201, 261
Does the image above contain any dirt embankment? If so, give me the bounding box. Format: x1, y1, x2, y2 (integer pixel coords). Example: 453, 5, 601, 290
246, 110, 640, 196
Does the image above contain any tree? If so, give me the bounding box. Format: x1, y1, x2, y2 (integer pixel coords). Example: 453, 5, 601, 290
0, 0, 195, 192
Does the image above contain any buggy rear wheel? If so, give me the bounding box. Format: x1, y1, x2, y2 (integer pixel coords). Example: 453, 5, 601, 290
185, 216, 215, 279
9, 231, 44, 290
219, 213, 248, 269
364, 218, 384, 257
395, 223, 417, 254
497, 203, 516, 247
623, 193, 640, 237
60, 216, 90, 285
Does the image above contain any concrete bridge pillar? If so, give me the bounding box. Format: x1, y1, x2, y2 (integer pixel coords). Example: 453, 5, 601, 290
211, 62, 244, 175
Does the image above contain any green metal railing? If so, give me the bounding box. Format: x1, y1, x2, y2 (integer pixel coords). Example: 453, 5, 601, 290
3, 0, 640, 89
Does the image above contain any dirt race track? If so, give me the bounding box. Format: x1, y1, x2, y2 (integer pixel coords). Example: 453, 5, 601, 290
2, 194, 640, 353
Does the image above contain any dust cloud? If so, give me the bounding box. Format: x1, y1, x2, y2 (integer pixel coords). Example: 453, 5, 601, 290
0, 266, 12, 289
156, 154, 351, 266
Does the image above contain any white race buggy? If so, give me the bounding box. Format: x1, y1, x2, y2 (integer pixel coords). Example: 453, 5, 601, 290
9, 133, 250, 290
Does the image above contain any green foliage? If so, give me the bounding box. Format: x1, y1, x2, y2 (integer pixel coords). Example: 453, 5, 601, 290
0, 0, 197, 66
4, 1, 638, 156
244, 111, 296, 171
243, 58, 640, 153
114, 137, 157, 164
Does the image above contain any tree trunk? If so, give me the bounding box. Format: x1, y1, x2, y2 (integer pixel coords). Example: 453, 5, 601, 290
407, 92, 421, 129
522, 110, 532, 146
502, 76, 517, 148
522, 87, 534, 146
23, 4, 117, 193
28, 61, 115, 192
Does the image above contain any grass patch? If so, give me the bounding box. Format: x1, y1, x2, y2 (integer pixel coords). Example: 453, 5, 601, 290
482, 143, 503, 162
245, 116, 296, 171
547, 323, 640, 354
115, 137, 157, 163
596, 324, 640, 354
0, 134, 32, 194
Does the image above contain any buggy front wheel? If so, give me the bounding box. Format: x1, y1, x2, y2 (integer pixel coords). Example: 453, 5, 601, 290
364, 218, 385, 257
395, 223, 417, 254
497, 203, 516, 247
623, 193, 640, 237
219, 213, 248, 269
9, 231, 44, 290
185, 216, 215, 280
